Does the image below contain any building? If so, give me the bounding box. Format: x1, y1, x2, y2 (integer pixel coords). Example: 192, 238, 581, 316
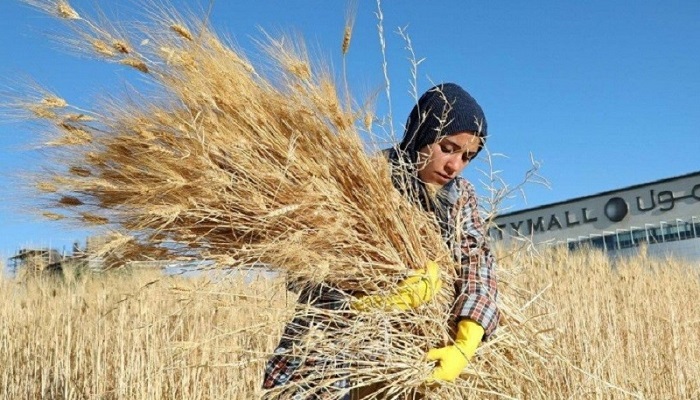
8, 248, 64, 276
490, 171, 700, 261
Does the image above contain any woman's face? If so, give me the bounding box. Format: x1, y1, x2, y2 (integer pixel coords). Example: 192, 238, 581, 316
416, 131, 482, 186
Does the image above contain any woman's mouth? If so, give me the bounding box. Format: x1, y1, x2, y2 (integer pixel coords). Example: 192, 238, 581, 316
436, 172, 452, 182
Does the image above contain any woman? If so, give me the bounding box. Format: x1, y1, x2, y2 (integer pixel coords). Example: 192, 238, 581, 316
263, 83, 500, 399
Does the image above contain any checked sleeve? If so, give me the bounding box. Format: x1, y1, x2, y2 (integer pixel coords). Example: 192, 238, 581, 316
452, 180, 500, 340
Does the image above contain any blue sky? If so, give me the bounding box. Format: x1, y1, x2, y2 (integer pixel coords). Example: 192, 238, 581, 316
1, 0, 699, 257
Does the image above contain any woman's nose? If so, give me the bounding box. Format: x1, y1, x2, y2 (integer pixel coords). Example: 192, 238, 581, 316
444, 154, 466, 175
444, 156, 457, 174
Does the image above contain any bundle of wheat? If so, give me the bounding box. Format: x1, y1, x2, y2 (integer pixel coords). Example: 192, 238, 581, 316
6, 1, 559, 398
17, 1, 448, 291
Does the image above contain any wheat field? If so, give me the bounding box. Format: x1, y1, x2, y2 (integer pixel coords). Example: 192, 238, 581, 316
1, 247, 698, 400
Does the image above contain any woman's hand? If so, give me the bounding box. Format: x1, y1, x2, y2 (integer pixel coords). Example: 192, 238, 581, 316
426, 319, 484, 382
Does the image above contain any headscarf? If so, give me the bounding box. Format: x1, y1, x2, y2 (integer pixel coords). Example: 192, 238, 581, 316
387, 83, 488, 232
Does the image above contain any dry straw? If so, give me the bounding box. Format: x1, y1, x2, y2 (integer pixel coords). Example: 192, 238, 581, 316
3, 247, 698, 399
5, 1, 567, 398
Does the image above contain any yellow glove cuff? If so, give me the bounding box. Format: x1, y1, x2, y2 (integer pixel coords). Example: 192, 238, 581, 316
454, 319, 484, 361
351, 260, 442, 311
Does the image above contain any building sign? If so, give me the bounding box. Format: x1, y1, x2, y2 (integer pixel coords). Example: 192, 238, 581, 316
490, 182, 700, 240
636, 184, 700, 212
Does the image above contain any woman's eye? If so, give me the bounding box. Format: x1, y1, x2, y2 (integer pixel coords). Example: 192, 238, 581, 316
440, 144, 453, 153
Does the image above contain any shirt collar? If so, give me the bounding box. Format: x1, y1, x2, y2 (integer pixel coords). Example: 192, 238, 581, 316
438, 178, 461, 206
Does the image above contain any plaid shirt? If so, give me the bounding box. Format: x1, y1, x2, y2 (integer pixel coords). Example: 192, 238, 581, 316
440, 177, 500, 340
262, 284, 352, 399
263, 177, 500, 396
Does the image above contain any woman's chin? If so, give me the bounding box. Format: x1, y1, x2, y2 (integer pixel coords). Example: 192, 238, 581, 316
417, 171, 449, 186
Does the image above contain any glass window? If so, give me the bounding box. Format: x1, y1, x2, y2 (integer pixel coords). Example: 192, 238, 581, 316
590, 236, 605, 250
615, 230, 633, 249
678, 221, 691, 240
660, 222, 671, 242
663, 223, 680, 242
604, 234, 618, 251
646, 225, 661, 244
632, 229, 647, 245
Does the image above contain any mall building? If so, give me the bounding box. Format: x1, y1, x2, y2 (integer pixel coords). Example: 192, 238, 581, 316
489, 171, 700, 261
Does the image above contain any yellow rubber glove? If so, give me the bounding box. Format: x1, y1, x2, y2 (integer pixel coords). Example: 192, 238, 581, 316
351, 260, 442, 311
426, 319, 484, 382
